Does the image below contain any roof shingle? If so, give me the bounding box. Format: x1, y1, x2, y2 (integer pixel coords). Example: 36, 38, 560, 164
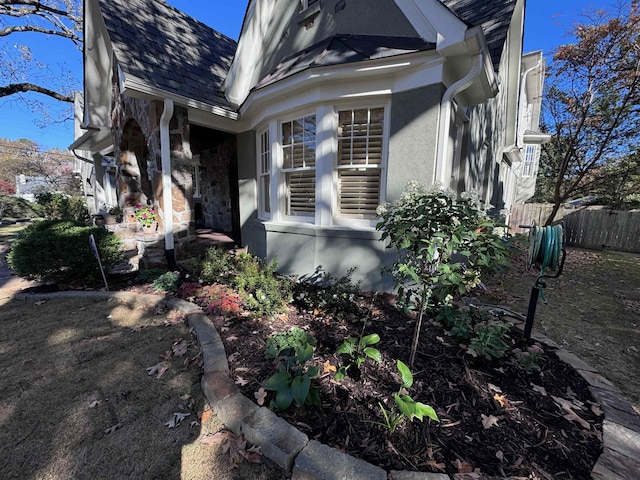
98, 0, 237, 111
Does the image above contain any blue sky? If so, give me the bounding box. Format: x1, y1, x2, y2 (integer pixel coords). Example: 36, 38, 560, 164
0, 0, 610, 151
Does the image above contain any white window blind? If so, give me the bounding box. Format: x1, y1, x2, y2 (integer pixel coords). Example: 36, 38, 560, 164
282, 115, 316, 216
337, 107, 384, 217
523, 145, 537, 177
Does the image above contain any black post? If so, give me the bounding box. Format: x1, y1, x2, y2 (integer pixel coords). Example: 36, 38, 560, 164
523, 281, 543, 341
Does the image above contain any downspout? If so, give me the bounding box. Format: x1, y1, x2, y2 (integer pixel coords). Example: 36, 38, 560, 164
160, 98, 178, 270
435, 52, 484, 185
517, 57, 542, 148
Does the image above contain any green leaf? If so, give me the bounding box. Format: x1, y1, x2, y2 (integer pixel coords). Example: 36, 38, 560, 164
335, 366, 347, 381
394, 393, 416, 420
360, 333, 380, 346
291, 375, 311, 407
396, 360, 413, 388
295, 343, 314, 364
305, 385, 321, 406
307, 365, 319, 378
363, 347, 382, 363
274, 386, 294, 410
414, 402, 439, 422
336, 338, 356, 355
264, 371, 291, 391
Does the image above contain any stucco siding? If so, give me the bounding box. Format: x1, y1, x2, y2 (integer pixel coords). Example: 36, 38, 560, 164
250, 0, 418, 96
387, 84, 443, 202
237, 130, 263, 255
262, 223, 394, 291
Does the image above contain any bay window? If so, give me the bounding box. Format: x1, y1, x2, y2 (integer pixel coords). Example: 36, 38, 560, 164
257, 103, 387, 227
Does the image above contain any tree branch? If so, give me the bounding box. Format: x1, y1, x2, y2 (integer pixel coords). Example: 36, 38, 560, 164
0, 24, 80, 41
0, 0, 77, 19
0, 82, 73, 102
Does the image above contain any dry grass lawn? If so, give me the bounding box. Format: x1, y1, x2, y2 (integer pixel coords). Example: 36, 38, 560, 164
0, 296, 283, 480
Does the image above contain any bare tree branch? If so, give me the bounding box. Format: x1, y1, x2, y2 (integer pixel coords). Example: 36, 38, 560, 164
0, 82, 74, 102
0, 24, 80, 40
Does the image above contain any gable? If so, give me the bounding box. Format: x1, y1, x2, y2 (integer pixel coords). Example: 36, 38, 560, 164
97, 0, 237, 111
441, 0, 518, 71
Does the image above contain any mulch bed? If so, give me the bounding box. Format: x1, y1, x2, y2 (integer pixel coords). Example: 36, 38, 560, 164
208, 291, 602, 479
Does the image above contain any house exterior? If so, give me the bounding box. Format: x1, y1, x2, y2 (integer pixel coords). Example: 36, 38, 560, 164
71, 0, 547, 288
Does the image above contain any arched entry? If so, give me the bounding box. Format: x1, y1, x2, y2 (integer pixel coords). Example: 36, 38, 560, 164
118, 119, 154, 211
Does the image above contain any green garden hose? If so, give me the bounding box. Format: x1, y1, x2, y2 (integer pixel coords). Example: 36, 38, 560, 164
527, 223, 565, 302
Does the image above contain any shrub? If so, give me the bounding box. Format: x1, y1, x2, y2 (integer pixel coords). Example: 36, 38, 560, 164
198, 284, 244, 317
376, 181, 510, 366
7, 220, 123, 285
0, 195, 43, 220
135, 268, 165, 284
199, 247, 291, 317
152, 271, 180, 293
293, 267, 363, 318
36, 193, 88, 221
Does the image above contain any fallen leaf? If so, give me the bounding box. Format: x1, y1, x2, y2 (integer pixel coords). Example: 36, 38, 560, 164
481, 414, 500, 429
172, 339, 188, 357
165, 412, 190, 428
200, 409, 213, 423
254, 387, 267, 406
89, 400, 101, 408
164, 311, 186, 325
454, 458, 475, 473
235, 375, 248, 386
146, 361, 170, 377
35, 300, 47, 305
531, 384, 547, 396
487, 383, 502, 393
200, 431, 234, 446
493, 393, 510, 409
323, 360, 336, 374
104, 423, 121, 434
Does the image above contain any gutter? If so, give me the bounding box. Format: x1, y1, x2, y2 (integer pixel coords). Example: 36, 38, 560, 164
517, 57, 542, 148
435, 51, 484, 185
160, 98, 178, 270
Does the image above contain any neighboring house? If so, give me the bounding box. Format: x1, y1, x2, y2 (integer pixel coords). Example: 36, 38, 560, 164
71, 0, 548, 289
14, 175, 49, 202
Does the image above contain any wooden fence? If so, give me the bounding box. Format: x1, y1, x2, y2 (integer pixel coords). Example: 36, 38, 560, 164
509, 204, 640, 254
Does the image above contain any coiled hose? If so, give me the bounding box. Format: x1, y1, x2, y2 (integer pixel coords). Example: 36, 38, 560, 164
527, 223, 565, 302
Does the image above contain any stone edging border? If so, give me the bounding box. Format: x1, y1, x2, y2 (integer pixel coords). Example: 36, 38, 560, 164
14, 291, 640, 480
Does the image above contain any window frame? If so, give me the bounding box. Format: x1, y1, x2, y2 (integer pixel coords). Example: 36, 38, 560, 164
332, 102, 389, 227
257, 128, 271, 219
279, 113, 317, 222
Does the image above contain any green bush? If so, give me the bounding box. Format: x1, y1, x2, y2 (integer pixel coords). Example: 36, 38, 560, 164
199, 247, 291, 317
36, 193, 88, 221
0, 195, 43, 220
152, 271, 180, 293
293, 267, 363, 318
7, 220, 124, 285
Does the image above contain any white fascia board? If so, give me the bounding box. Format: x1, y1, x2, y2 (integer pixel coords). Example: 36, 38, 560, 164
394, 0, 466, 50
119, 71, 239, 121
238, 51, 443, 130
68, 126, 113, 153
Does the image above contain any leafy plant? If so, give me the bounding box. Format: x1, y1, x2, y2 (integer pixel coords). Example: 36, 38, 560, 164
264, 328, 320, 410
36, 193, 88, 221
7, 220, 123, 285
196, 284, 244, 317
378, 360, 439, 432
335, 333, 381, 381
199, 247, 234, 284
513, 344, 545, 373
294, 267, 363, 318
133, 203, 157, 227
376, 182, 510, 366
436, 305, 474, 341
135, 268, 165, 284
152, 271, 180, 293
468, 320, 511, 360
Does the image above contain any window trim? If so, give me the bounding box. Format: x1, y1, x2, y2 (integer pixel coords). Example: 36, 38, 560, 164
279, 113, 317, 223
257, 129, 271, 219
332, 102, 389, 228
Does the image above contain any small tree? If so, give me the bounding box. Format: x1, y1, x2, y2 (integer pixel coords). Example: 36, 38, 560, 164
376, 182, 510, 366
538, 3, 640, 224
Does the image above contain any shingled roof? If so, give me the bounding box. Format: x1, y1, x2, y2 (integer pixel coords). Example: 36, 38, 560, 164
256, 35, 436, 90
98, 0, 237, 111
442, 0, 518, 71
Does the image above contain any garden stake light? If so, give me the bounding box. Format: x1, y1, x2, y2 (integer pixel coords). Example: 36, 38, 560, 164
521, 222, 566, 341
